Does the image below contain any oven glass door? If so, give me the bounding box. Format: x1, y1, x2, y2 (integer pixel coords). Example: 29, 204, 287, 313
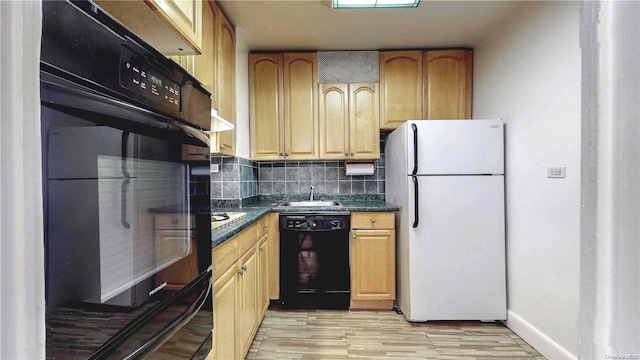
42, 79, 212, 359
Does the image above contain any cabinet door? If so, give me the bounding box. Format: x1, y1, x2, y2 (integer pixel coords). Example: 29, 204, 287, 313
147, 0, 203, 53
351, 229, 395, 301
257, 235, 269, 319
216, 12, 235, 156
283, 53, 318, 160
423, 50, 472, 120
379, 51, 422, 130
208, 1, 219, 109
213, 263, 237, 360
250, 54, 284, 160
267, 213, 280, 299
95, 0, 202, 54
238, 246, 258, 358
349, 83, 380, 159
319, 83, 349, 160
194, 1, 215, 109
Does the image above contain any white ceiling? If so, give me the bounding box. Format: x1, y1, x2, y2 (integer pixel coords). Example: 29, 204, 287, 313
217, 0, 523, 51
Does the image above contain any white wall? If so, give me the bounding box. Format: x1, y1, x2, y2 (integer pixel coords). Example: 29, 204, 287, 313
234, 28, 250, 159
473, 2, 581, 359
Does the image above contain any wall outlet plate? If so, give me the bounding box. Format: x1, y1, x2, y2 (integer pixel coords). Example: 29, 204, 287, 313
547, 166, 566, 178
211, 164, 219, 173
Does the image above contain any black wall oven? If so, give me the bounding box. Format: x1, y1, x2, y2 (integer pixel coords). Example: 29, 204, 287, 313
41, 1, 212, 358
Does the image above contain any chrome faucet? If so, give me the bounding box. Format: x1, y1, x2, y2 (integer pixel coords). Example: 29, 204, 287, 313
309, 186, 315, 201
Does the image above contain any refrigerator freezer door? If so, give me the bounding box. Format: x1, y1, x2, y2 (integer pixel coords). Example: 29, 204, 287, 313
406, 175, 506, 321
406, 120, 504, 175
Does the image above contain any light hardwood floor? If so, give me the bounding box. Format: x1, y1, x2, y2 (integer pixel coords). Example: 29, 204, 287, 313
246, 310, 546, 360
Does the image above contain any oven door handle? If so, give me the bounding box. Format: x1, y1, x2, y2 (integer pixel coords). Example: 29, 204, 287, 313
122, 275, 212, 360
40, 80, 208, 147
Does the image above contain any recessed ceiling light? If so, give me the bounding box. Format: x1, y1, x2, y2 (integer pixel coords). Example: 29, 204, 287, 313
332, 0, 420, 9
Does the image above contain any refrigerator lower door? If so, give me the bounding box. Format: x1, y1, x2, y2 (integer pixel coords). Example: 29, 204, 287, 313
406, 175, 506, 321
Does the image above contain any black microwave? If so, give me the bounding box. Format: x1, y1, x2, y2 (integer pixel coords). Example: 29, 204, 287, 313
41, 1, 212, 359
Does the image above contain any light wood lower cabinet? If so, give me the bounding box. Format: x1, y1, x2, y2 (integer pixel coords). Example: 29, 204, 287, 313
350, 212, 396, 310
237, 245, 258, 357
267, 213, 280, 299
257, 235, 270, 319
212, 262, 238, 360
211, 214, 270, 360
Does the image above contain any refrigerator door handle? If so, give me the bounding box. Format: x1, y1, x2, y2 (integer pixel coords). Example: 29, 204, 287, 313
412, 175, 419, 228
411, 123, 418, 176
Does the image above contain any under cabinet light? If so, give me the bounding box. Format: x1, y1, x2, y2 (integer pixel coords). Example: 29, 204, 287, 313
332, 0, 420, 9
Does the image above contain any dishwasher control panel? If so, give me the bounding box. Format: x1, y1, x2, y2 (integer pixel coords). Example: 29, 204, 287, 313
281, 215, 350, 231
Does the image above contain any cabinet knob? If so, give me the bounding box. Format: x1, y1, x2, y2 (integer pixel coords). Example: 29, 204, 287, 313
370, 218, 376, 223
345, 153, 349, 156
351, 152, 355, 156
352, 233, 356, 239
279, 152, 284, 156
205, 153, 210, 159
259, 245, 264, 251
220, 144, 225, 149
172, 219, 179, 224
284, 153, 289, 156
263, 224, 268, 229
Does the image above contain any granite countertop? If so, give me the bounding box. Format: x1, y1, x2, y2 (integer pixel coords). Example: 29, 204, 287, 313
210, 200, 399, 247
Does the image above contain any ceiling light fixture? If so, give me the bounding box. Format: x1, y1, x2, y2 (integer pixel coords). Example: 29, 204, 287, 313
332, 0, 420, 9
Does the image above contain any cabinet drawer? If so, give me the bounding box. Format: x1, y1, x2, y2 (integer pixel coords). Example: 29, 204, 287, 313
212, 236, 239, 281
155, 214, 193, 230
238, 224, 257, 257
255, 216, 269, 239
351, 212, 394, 229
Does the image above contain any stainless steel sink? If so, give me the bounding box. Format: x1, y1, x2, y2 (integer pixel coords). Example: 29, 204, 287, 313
277, 200, 342, 207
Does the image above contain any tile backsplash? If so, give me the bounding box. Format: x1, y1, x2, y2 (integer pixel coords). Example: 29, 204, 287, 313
210, 156, 259, 200
208, 148, 386, 205
257, 154, 385, 196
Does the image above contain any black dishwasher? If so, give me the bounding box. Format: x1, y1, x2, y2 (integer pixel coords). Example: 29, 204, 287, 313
279, 213, 351, 309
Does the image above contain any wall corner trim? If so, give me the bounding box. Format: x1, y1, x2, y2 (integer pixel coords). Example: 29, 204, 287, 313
505, 310, 577, 360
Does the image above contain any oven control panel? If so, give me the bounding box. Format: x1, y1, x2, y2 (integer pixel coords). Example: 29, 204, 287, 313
119, 46, 181, 112
282, 215, 349, 231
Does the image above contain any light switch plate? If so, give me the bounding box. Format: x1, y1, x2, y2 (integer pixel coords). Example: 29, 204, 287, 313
547, 166, 566, 178
211, 164, 219, 173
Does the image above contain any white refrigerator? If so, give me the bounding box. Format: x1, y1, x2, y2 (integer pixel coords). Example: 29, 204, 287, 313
385, 120, 506, 322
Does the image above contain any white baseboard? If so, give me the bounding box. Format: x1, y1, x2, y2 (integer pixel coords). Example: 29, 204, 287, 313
505, 310, 577, 360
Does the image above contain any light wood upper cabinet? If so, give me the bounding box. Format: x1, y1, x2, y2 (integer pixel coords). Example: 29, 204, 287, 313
379, 51, 423, 130
250, 52, 318, 160
208, 0, 219, 110
283, 53, 319, 160
250, 54, 284, 160
423, 50, 472, 120
319, 83, 379, 160
96, 0, 202, 55
213, 9, 236, 156
319, 84, 349, 159
349, 83, 380, 159
195, 0, 216, 107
